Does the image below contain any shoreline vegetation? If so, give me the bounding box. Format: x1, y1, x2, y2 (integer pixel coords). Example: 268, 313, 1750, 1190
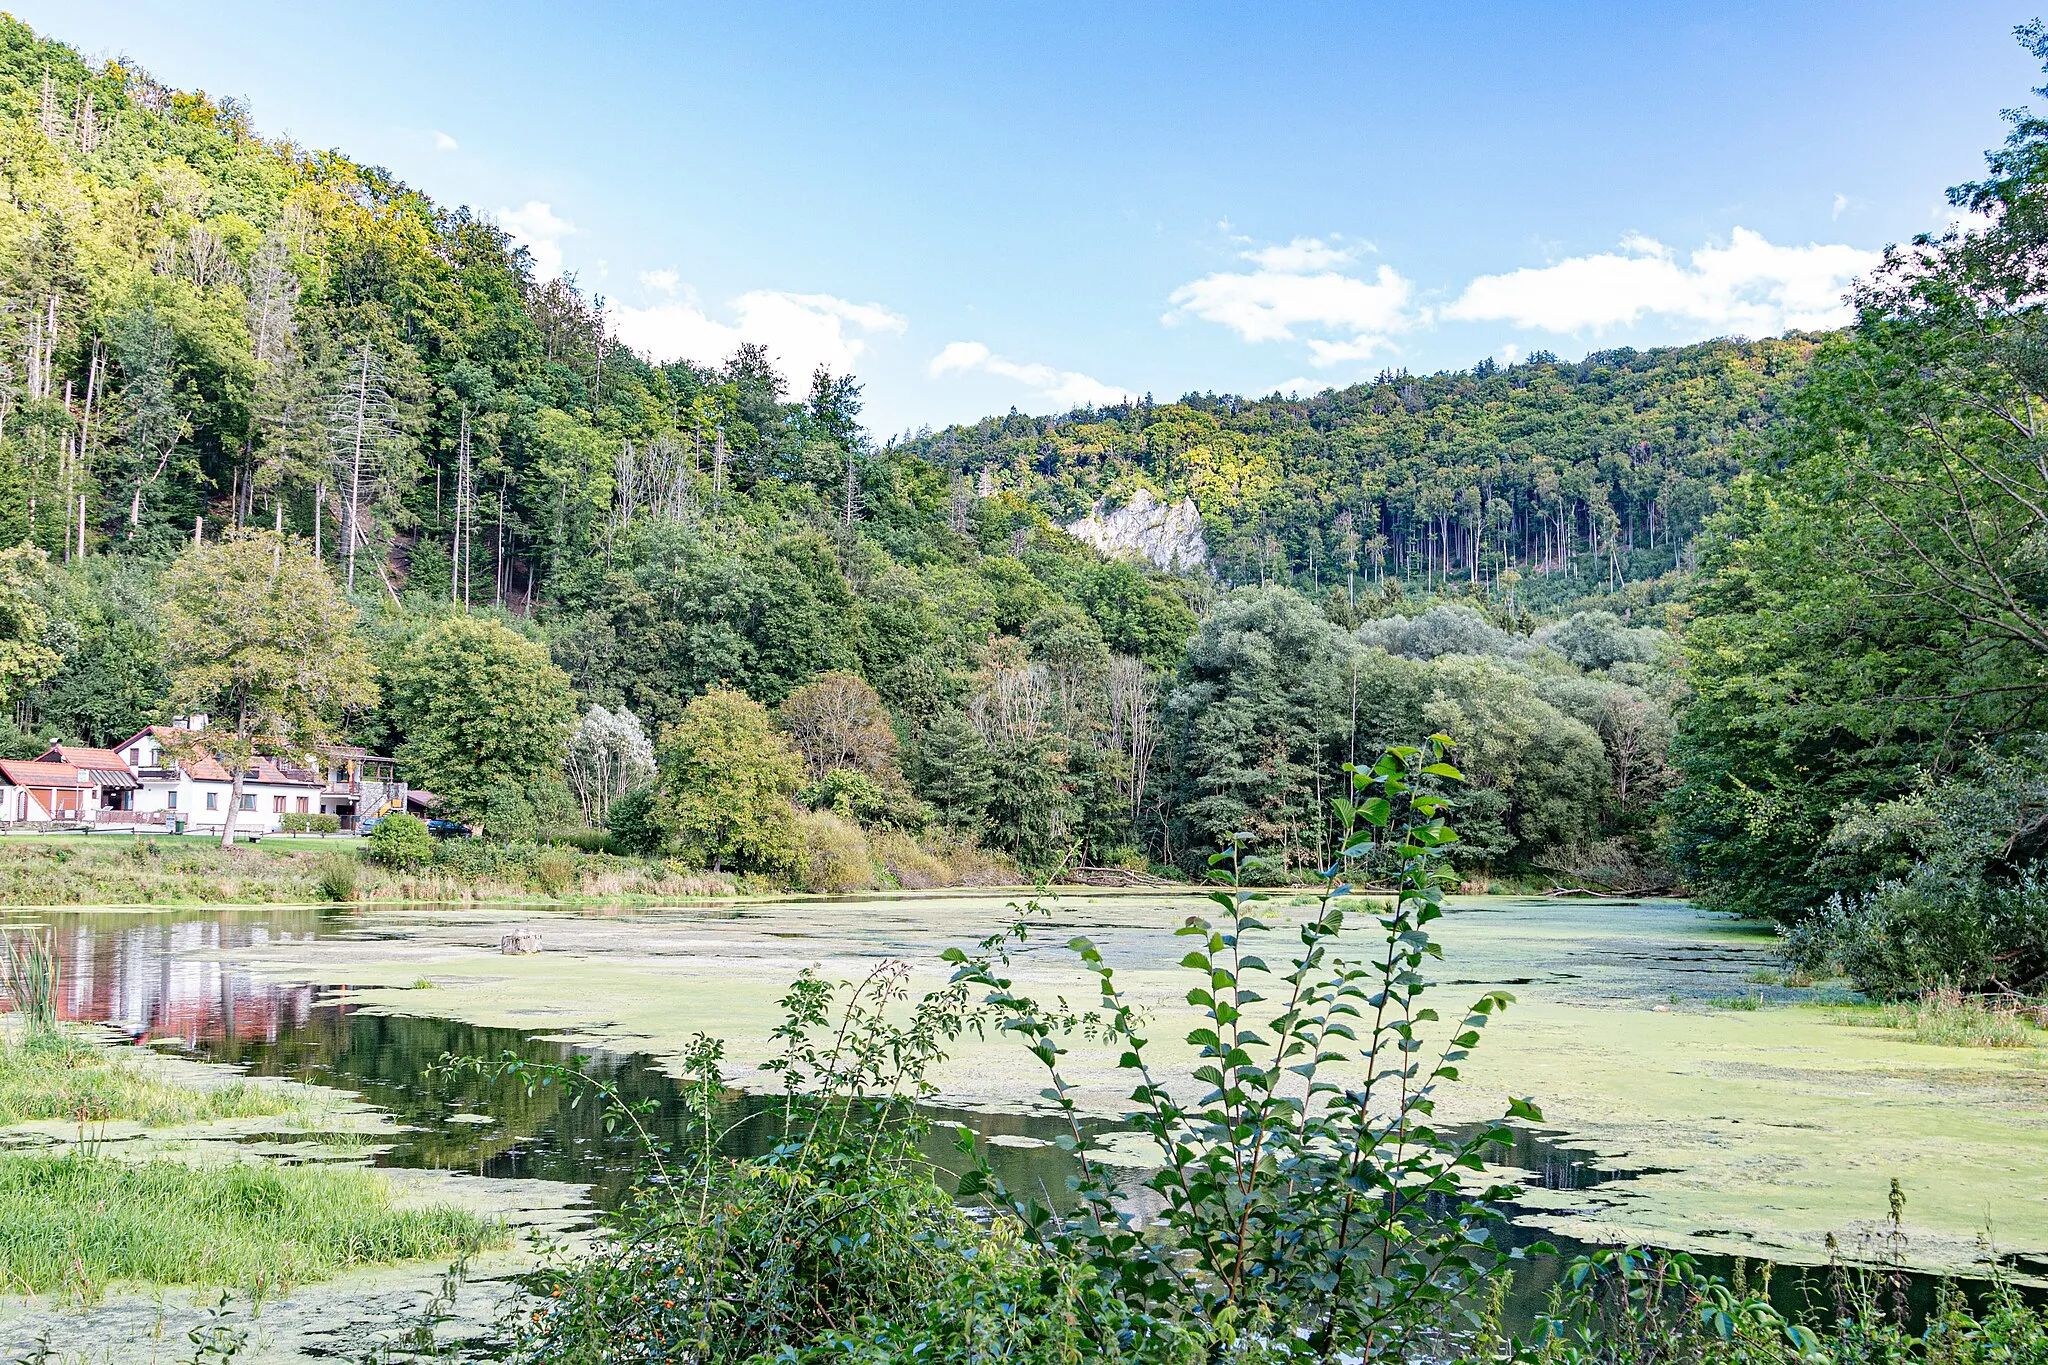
0, 828, 1022, 908
0, 1025, 505, 1305
0, 1152, 504, 1303
0, 831, 1574, 910
0, 1027, 333, 1126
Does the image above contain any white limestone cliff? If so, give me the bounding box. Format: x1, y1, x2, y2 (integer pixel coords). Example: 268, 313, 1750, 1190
1064, 488, 1208, 573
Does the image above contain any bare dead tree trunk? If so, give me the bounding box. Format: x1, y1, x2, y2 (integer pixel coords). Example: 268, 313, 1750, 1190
345, 344, 370, 592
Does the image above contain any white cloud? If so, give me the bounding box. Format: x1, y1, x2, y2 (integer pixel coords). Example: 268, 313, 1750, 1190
1241, 236, 1359, 272
1443, 227, 1878, 335
610, 289, 907, 381
639, 268, 680, 295
1303, 337, 1387, 366
1832, 192, 1850, 220
929, 340, 1130, 409
499, 201, 577, 279
432, 130, 458, 152
1167, 238, 1417, 364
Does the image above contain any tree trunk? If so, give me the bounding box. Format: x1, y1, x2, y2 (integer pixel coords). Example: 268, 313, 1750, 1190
346, 346, 370, 592
219, 707, 248, 850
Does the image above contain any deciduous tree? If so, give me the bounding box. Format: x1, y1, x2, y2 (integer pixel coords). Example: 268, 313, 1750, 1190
654, 685, 802, 875
158, 531, 375, 847
385, 615, 576, 834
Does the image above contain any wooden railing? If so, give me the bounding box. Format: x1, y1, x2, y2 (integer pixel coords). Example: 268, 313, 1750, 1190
95, 809, 168, 827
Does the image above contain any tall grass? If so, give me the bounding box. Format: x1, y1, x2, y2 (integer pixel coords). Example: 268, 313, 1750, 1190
0, 925, 57, 1035
0, 1151, 502, 1300
313, 852, 359, 903
1842, 986, 2046, 1047
0, 1031, 327, 1126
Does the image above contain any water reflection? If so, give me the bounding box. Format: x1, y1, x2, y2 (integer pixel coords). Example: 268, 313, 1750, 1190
30, 905, 344, 1045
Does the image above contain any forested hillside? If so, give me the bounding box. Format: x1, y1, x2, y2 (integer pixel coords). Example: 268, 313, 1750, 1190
901, 335, 1817, 612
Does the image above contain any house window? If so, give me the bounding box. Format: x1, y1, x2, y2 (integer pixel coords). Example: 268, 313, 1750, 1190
272, 795, 286, 813
205, 792, 218, 810
239, 794, 257, 812
129, 748, 141, 765
295, 796, 309, 813
167, 792, 178, 810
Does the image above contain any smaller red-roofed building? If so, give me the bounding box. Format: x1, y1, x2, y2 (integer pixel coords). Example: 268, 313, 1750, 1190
38, 743, 147, 827
0, 758, 96, 825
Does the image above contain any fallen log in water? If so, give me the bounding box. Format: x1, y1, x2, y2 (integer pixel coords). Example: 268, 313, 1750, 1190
1063, 865, 1179, 888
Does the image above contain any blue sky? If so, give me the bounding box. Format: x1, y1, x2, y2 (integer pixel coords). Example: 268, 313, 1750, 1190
19, 1, 2040, 435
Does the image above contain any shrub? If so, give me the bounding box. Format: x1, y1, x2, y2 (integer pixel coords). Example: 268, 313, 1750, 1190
278, 812, 341, 834
529, 847, 578, 898
365, 813, 435, 871
605, 787, 665, 856
949, 736, 1542, 1358
543, 826, 615, 854
431, 838, 523, 882
796, 809, 874, 893
800, 766, 926, 830
312, 853, 358, 903
1785, 867, 2048, 997
869, 827, 948, 889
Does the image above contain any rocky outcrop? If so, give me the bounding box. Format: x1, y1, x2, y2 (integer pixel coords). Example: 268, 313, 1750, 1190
1064, 488, 1208, 573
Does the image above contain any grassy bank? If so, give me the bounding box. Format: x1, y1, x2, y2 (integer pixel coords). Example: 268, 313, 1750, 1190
0, 830, 1024, 906
0, 833, 731, 907
0, 1151, 502, 1300
0, 1031, 328, 1126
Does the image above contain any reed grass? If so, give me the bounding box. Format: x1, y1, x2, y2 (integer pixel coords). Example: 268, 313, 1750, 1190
0, 1150, 502, 1300
0, 925, 56, 1034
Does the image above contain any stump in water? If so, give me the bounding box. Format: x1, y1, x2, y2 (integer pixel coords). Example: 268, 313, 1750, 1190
501, 929, 542, 955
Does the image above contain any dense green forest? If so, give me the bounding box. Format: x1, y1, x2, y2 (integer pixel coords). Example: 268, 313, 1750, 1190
3, 5, 2047, 1004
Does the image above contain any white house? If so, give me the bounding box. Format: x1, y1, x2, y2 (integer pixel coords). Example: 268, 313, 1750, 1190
111, 720, 327, 835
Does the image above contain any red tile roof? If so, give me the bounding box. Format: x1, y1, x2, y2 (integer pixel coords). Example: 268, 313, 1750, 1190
0, 760, 90, 788
106, 729, 323, 787
40, 745, 132, 771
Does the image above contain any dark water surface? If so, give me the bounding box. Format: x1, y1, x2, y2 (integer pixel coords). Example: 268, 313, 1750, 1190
9, 902, 2028, 1334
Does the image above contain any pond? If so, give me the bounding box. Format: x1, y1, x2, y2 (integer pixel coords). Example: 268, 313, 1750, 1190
7, 892, 2046, 1326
